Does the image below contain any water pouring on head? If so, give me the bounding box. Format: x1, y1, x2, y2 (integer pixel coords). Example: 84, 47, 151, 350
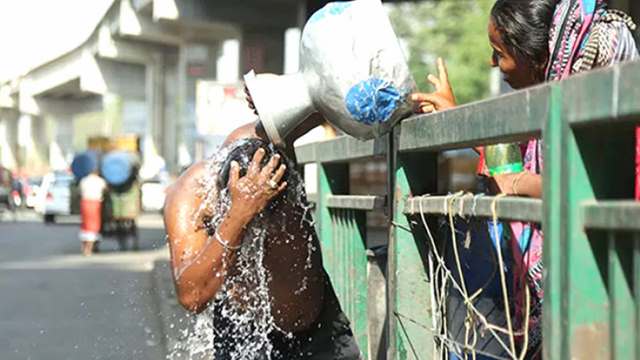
163, 82, 359, 359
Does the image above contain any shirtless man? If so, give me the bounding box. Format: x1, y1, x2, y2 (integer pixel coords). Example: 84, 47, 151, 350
164, 113, 361, 359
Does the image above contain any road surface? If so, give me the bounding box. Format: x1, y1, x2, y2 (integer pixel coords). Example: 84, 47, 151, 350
0, 213, 168, 360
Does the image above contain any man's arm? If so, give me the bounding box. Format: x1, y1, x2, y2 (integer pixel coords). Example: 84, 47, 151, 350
163, 148, 287, 313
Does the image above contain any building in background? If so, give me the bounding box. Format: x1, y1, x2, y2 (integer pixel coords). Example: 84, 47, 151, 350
0, 0, 307, 176
0, 0, 636, 176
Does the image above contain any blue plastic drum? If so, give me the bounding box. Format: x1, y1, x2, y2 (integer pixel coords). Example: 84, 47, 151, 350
101, 151, 136, 186
71, 151, 98, 180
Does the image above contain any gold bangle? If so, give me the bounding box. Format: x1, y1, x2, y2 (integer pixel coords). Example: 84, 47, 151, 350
512, 171, 527, 196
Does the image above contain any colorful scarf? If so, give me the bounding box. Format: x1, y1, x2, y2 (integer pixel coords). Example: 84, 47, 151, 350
546, 0, 606, 81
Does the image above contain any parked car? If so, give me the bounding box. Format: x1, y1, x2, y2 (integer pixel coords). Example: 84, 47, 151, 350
37, 172, 73, 223
0, 167, 12, 211
25, 176, 43, 209
140, 176, 167, 212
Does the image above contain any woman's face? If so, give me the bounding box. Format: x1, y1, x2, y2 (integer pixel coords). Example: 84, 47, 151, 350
488, 18, 541, 90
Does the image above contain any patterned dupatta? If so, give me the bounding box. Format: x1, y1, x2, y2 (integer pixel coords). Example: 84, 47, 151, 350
546, 0, 605, 81
524, 0, 608, 174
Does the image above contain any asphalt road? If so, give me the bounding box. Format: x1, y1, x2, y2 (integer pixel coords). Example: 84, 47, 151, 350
0, 212, 168, 360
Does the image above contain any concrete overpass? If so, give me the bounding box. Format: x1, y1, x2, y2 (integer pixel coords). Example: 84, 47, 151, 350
0, 0, 307, 174
0, 0, 636, 175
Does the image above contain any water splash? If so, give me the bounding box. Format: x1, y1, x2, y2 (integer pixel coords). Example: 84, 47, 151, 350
169, 139, 318, 360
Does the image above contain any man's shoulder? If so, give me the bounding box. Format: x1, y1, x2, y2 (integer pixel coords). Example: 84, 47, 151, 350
165, 161, 209, 208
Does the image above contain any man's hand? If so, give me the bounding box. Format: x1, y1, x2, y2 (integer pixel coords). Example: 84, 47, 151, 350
227, 148, 287, 224
411, 58, 457, 114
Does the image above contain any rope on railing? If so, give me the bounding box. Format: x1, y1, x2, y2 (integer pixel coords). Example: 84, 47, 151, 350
414, 192, 535, 360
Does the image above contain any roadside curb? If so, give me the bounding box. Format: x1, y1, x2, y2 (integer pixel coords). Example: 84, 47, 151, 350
150, 256, 191, 359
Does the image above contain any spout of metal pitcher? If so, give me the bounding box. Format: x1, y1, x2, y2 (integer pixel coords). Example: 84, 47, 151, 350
244, 71, 315, 147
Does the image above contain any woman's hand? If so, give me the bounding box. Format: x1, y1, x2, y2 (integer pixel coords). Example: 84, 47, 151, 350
411, 58, 457, 113
227, 148, 287, 224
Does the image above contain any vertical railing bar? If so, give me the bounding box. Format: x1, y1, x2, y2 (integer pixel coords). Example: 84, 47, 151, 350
337, 208, 342, 302
608, 231, 616, 360
357, 209, 369, 359
349, 210, 358, 330
345, 208, 351, 324
330, 207, 336, 285
386, 130, 397, 360
342, 209, 348, 312
634, 232, 640, 360
352, 209, 358, 338
543, 84, 568, 360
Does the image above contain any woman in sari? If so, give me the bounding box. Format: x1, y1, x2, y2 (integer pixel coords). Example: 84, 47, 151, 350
411, 0, 638, 357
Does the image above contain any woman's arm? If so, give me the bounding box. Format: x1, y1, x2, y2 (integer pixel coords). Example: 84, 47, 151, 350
164, 148, 287, 313
491, 172, 542, 199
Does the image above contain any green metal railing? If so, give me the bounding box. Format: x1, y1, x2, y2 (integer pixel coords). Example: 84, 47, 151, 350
295, 60, 640, 359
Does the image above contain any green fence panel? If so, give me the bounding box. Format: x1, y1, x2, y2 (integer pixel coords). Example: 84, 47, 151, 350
296, 60, 640, 360
317, 162, 369, 358
544, 70, 640, 359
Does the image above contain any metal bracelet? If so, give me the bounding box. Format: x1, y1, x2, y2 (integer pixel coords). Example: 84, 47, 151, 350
214, 231, 242, 250
512, 171, 527, 196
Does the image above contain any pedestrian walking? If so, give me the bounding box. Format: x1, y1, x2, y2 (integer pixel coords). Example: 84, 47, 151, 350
79, 171, 107, 256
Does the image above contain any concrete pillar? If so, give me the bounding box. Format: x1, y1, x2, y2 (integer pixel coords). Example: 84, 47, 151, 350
0, 110, 19, 171
216, 39, 240, 83
47, 115, 74, 170
173, 43, 220, 171
17, 114, 48, 174
175, 44, 190, 170
140, 52, 168, 178
162, 50, 179, 173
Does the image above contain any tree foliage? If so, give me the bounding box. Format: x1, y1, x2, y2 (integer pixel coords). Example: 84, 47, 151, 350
389, 0, 495, 104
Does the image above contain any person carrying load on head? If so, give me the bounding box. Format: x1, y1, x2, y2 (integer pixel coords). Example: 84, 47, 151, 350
79, 170, 107, 256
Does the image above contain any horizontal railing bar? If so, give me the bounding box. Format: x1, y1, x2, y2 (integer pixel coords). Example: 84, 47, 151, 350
326, 195, 385, 211
565, 61, 640, 125
582, 200, 640, 231
404, 195, 542, 222
295, 136, 387, 164
398, 86, 547, 152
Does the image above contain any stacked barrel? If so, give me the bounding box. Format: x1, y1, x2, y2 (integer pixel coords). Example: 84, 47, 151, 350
70, 134, 141, 251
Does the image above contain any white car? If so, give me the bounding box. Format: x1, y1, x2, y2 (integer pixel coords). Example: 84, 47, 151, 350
141, 178, 167, 212
37, 172, 73, 223
25, 176, 43, 208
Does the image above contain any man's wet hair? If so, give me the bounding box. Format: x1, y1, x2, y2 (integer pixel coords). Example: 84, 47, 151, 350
216, 138, 292, 199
